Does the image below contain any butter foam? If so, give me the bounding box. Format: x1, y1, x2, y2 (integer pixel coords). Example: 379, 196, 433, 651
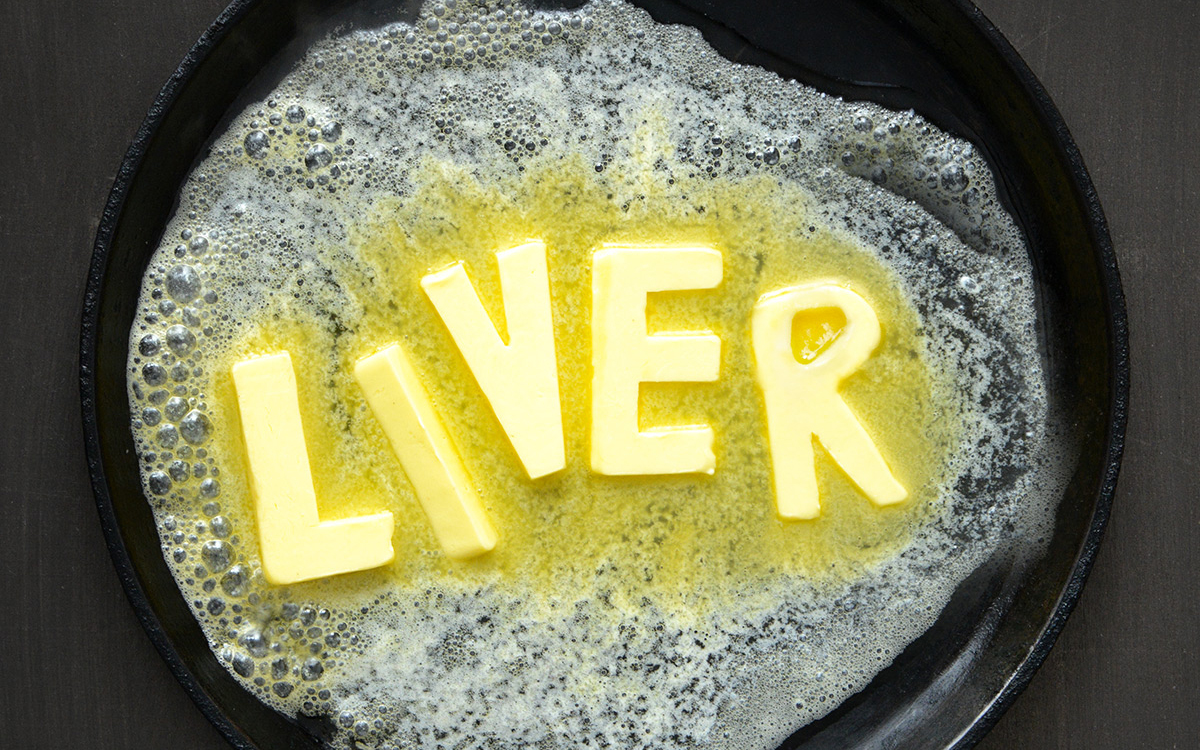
126, 2, 1071, 747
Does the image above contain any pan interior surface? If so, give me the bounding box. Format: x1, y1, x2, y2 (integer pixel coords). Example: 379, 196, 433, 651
81, 1, 1125, 749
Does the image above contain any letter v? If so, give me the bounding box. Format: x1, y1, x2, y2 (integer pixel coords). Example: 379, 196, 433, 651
421, 240, 566, 479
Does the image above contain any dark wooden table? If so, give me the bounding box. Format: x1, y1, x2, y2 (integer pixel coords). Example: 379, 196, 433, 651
1, 1, 1194, 747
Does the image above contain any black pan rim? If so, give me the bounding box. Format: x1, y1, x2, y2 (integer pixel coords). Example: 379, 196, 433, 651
78, 1, 1128, 748
940, 4, 1127, 747
81, 5, 267, 748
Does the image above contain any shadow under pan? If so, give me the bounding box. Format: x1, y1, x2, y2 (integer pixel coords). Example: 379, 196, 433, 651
79, 0, 1127, 748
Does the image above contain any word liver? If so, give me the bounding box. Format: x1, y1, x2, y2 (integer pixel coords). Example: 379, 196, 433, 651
231, 242, 905, 582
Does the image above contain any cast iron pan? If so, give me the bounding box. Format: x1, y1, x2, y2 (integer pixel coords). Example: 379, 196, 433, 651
80, 0, 1128, 747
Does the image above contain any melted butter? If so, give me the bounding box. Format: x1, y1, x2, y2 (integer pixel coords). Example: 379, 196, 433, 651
792, 307, 847, 364
124, 2, 1061, 742
205, 152, 956, 614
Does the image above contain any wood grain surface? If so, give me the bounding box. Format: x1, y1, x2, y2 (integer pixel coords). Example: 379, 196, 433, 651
0, 0, 1194, 748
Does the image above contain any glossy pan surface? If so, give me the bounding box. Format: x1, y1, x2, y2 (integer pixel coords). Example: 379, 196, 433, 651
80, 0, 1127, 747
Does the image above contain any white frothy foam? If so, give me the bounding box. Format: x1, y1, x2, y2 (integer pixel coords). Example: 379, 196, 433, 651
126, 2, 1072, 748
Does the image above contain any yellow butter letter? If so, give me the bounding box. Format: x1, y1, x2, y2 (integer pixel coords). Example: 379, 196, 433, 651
232, 352, 395, 585
355, 344, 497, 559
591, 246, 722, 475
752, 284, 907, 520
421, 240, 565, 479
